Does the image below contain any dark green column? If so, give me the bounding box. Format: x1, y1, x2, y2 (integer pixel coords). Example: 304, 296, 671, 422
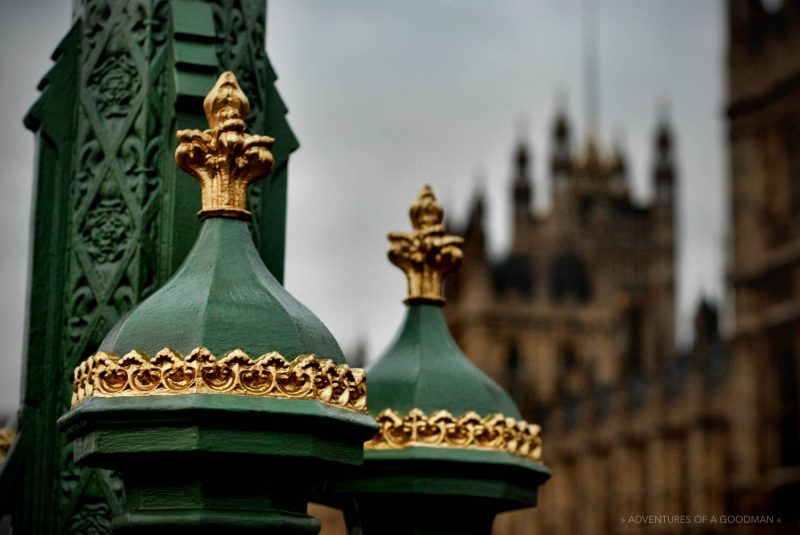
59, 395, 374, 534
0, 1, 297, 532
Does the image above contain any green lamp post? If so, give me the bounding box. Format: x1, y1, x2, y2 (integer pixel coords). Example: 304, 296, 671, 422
336, 186, 550, 534
58, 72, 377, 534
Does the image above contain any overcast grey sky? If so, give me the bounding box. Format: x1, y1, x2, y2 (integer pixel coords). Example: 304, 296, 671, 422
0, 0, 726, 414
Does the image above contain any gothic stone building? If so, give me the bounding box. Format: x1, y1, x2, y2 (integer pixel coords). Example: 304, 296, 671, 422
447, 111, 677, 423
726, 0, 800, 527
444, 2, 800, 534
445, 110, 706, 535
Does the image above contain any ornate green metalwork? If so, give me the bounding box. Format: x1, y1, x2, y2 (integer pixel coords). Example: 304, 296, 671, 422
0, 1, 297, 532
58, 218, 376, 532
211, 0, 298, 281
330, 188, 550, 533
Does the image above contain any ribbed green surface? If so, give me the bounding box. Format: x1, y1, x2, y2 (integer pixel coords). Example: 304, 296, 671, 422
331, 303, 549, 527
367, 303, 520, 418
101, 218, 345, 362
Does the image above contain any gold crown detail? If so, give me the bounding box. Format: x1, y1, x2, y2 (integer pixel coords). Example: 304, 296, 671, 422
175, 71, 275, 220
388, 186, 464, 304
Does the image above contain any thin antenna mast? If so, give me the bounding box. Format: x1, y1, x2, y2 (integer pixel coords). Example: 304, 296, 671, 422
583, 0, 600, 135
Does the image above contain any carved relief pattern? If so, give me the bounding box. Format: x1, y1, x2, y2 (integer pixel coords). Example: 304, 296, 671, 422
59, 0, 171, 529
366, 408, 544, 462
54, 1, 272, 529
68, 502, 112, 534
210, 0, 270, 246
88, 38, 141, 120
7, 0, 298, 528
72, 347, 368, 412
62, 470, 120, 535
80, 181, 133, 264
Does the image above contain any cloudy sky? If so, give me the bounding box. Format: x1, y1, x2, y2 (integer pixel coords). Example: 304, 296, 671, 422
0, 0, 726, 414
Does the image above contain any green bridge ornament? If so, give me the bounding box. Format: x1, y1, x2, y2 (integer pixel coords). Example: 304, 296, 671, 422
57, 70, 377, 533
330, 186, 551, 535
0, 2, 299, 531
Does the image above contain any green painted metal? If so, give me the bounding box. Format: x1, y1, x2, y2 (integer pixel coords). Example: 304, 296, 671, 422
367, 304, 520, 417
0, 1, 298, 532
332, 302, 551, 534
57, 178, 374, 530
101, 218, 345, 361
58, 395, 377, 533
3, 25, 82, 534
210, 0, 299, 283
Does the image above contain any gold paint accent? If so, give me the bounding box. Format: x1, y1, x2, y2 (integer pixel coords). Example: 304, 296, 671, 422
175, 71, 275, 221
0, 428, 15, 463
71, 347, 367, 412
388, 186, 464, 304
365, 408, 543, 462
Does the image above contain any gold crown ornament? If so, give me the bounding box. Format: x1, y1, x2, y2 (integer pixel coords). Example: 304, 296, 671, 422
175, 71, 275, 220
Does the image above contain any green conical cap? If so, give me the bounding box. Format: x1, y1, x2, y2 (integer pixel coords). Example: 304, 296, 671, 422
367, 303, 520, 418
101, 218, 345, 362
370, 185, 522, 418
100, 71, 343, 362
329, 192, 548, 521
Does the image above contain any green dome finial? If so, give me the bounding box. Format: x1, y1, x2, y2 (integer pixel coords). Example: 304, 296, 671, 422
367, 185, 544, 462
333, 187, 549, 531
75, 71, 354, 408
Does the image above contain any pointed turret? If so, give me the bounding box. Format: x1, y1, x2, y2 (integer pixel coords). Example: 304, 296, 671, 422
653, 107, 676, 202
465, 186, 488, 257
512, 141, 533, 220
609, 134, 629, 198
511, 139, 535, 252
650, 104, 678, 366
445, 184, 492, 310
550, 106, 573, 185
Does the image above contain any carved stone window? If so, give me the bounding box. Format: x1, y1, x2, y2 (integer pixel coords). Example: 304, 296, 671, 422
549, 254, 591, 303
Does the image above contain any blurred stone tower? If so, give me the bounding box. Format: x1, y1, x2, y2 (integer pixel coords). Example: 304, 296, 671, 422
443, 1, 800, 533
727, 0, 800, 526
446, 108, 677, 433
446, 108, 686, 534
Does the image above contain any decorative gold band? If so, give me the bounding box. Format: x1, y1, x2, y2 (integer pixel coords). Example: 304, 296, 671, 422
71, 347, 367, 412
0, 428, 15, 463
365, 408, 543, 462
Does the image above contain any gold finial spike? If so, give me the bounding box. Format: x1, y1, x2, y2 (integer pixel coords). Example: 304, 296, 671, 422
388, 185, 464, 305
175, 71, 275, 220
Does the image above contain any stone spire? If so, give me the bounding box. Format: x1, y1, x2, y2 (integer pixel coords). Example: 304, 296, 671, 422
550, 104, 573, 185
512, 141, 533, 219
653, 104, 676, 201
465, 186, 487, 254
